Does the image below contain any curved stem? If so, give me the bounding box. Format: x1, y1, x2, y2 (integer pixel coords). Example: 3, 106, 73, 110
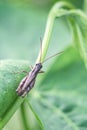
67, 9, 87, 67
68, 9, 87, 21
36, 1, 74, 63
20, 102, 30, 130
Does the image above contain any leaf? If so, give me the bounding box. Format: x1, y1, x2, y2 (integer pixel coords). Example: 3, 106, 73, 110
27, 46, 87, 130
0, 60, 30, 129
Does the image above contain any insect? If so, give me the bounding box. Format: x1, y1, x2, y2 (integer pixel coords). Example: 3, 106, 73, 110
16, 40, 63, 97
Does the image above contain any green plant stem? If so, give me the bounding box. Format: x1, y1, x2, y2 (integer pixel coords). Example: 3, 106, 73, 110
36, 1, 74, 63
68, 9, 87, 21
0, 97, 24, 130
67, 9, 87, 67
36, 1, 87, 65
20, 102, 30, 130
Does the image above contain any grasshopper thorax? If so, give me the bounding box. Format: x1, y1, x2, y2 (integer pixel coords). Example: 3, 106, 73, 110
32, 63, 42, 74
35, 63, 42, 71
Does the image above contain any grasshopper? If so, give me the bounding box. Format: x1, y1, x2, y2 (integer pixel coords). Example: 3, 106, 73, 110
16, 41, 63, 97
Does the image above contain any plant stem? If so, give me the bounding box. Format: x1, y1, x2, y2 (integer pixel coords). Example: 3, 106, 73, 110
20, 102, 30, 130
0, 97, 24, 130
67, 9, 87, 67
36, 1, 74, 63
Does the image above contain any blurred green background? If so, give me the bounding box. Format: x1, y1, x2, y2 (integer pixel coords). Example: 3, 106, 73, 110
0, 0, 86, 130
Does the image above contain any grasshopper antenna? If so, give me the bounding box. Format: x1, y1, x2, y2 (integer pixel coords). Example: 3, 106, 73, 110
42, 51, 64, 63
39, 37, 42, 63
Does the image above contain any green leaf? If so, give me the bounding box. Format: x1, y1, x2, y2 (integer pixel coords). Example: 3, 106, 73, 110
0, 60, 30, 129
27, 46, 87, 130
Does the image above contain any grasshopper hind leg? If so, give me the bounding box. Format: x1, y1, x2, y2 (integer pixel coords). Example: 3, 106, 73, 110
21, 79, 35, 97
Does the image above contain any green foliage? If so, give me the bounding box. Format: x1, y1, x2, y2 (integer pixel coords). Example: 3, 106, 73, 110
0, 0, 87, 130
28, 46, 87, 130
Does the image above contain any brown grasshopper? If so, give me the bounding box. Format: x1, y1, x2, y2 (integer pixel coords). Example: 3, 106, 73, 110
16, 41, 63, 97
